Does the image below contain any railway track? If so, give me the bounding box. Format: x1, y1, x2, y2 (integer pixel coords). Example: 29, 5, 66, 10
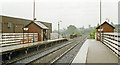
28, 35, 88, 65
4, 35, 88, 65
5, 38, 75, 65
52, 36, 87, 64
2, 40, 70, 65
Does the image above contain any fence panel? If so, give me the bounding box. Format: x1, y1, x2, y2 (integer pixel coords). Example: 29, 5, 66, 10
102, 33, 120, 57
0, 33, 38, 47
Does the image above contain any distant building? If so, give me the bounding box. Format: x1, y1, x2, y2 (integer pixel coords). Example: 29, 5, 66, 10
1, 15, 52, 39
50, 33, 62, 40
96, 21, 115, 41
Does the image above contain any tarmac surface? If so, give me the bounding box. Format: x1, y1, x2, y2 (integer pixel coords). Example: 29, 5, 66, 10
87, 39, 118, 63
72, 39, 118, 63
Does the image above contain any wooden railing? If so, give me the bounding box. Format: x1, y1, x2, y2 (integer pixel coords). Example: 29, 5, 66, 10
0, 33, 38, 47
101, 33, 120, 57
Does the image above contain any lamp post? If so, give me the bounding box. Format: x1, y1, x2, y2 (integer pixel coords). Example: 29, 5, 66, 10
58, 20, 62, 38
100, 0, 102, 41
33, 0, 36, 42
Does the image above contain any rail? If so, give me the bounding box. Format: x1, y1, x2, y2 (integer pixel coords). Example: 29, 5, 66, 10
101, 33, 120, 57
0, 33, 38, 47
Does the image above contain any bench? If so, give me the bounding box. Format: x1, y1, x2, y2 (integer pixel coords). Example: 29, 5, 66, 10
20, 39, 32, 44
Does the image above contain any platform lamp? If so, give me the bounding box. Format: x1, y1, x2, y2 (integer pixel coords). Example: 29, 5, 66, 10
58, 20, 62, 38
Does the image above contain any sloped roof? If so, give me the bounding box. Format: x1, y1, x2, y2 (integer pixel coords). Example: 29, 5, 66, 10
25, 21, 49, 29
96, 21, 115, 29
34, 22, 49, 29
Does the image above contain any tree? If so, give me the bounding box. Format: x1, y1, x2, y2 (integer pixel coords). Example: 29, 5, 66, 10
52, 30, 58, 33
66, 25, 77, 35
89, 24, 98, 39
89, 24, 91, 28
67, 25, 77, 30
82, 26, 84, 29
97, 23, 99, 27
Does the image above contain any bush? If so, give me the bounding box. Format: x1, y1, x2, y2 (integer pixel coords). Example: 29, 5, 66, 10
90, 30, 96, 39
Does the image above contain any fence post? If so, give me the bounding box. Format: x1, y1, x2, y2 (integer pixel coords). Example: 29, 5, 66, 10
28, 33, 29, 43
23, 25, 24, 44
23, 33, 24, 44
117, 33, 119, 57
0, 33, 2, 45
100, 33, 102, 42
101, 33, 104, 42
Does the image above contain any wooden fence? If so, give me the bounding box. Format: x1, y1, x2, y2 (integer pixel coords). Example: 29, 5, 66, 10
101, 33, 120, 57
0, 33, 38, 47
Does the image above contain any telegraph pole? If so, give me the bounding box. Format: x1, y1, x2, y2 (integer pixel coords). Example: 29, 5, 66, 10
58, 22, 59, 38
58, 20, 62, 38
33, 0, 36, 42
100, 0, 102, 41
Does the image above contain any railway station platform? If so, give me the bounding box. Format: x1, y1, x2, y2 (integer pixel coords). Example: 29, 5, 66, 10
72, 39, 118, 63
0, 38, 67, 54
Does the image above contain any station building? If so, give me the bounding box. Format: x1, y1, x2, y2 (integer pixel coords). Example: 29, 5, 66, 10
96, 21, 115, 41
24, 21, 49, 41
1, 15, 52, 40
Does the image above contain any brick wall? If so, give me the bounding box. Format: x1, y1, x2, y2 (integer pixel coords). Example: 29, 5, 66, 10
2, 16, 31, 33
2, 15, 52, 40
96, 23, 114, 41
24, 23, 42, 41
97, 23, 114, 33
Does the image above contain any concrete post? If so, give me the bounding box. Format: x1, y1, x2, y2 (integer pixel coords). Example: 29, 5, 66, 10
118, 1, 120, 60
0, 15, 2, 65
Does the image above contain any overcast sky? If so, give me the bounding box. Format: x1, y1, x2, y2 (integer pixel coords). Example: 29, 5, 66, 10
1, 0, 119, 30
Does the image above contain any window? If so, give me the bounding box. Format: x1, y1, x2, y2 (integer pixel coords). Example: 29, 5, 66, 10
8, 23, 12, 28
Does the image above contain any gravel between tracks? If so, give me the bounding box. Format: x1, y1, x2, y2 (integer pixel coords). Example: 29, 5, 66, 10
29, 36, 87, 64
55, 37, 86, 63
